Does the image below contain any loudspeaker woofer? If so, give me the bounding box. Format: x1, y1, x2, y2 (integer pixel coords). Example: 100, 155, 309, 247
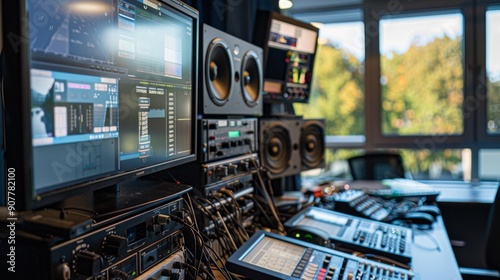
206, 38, 233, 106
264, 126, 291, 175
241, 50, 262, 107
301, 121, 325, 169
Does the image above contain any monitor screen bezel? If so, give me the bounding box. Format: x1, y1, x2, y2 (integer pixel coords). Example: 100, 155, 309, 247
2, 0, 199, 211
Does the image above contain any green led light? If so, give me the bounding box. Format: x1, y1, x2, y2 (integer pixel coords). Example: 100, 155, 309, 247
132, 271, 137, 276
228, 131, 241, 138
295, 233, 301, 238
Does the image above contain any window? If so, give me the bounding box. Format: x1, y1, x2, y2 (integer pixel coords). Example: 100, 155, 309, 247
294, 21, 365, 178
294, 21, 365, 137
379, 13, 464, 136
399, 149, 469, 180
292, 1, 500, 183
486, 8, 500, 134
479, 149, 500, 180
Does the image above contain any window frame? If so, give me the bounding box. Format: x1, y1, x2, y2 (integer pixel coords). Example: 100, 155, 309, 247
364, 0, 475, 150
478, 1, 500, 144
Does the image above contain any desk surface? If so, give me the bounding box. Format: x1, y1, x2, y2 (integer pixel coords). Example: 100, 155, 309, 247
336, 180, 498, 204
411, 216, 462, 280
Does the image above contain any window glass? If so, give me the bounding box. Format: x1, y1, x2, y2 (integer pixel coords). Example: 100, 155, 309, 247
380, 13, 464, 136
486, 9, 500, 134
399, 149, 469, 181
294, 22, 365, 136
303, 148, 468, 181
302, 148, 363, 179
479, 149, 500, 180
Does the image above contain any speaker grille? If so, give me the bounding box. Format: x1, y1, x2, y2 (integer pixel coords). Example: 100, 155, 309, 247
301, 121, 325, 170
205, 38, 233, 106
263, 125, 292, 175
241, 50, 262, 107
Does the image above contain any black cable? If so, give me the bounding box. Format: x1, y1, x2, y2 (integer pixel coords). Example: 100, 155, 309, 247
181, 197, 210, 279
214, 234, 231, 258
244, 194, 276, 229
198, 265, 217, 280
196, 197, 227, 239
218, 189, 250, 239
190, 198, 222, 275
185, 193, 200, 230
210, 197, 243, 247
253, 195, 283, 224
211, 194, 248, 244
202, 194, 243, 246
203, 241, 241, 280
251, 158, 285, 233
186, 223, 205, 277
171, 215, 236, 280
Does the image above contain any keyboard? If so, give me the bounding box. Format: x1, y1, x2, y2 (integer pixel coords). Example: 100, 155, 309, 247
331, 190, 392, 222
367, 188, 440, 202
372, 179, 440, 202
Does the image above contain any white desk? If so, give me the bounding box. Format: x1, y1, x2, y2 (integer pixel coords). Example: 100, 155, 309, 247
411, 216, 462, 280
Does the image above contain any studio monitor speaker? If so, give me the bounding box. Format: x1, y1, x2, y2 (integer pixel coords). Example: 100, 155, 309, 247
202, 24, 263, 116
259, 118, 302, 179
300, 119, 325, 171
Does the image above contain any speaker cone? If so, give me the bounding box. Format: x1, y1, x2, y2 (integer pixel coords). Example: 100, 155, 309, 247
241, 50, 262, 107
264, 125, 291, 175
206, 38, 233, 106
301, 122, 325, 169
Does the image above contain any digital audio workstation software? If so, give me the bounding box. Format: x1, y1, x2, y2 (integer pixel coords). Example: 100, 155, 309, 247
29, 0, 195, 195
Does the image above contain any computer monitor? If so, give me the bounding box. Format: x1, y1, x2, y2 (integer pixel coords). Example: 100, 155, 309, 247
2, 0, 198, 210
253, 11, 319, 103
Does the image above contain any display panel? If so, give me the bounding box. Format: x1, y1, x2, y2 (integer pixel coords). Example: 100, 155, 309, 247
296, 207, 349, 236
241, 236, 306, 276
268, 19, 318, 54
254, 11, 319, 103
2, 0, 198, 210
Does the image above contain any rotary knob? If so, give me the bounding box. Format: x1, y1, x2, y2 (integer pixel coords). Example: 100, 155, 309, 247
75, 250, 103, 276
55, 262, 71, 280
103, 235, 128, 257
155, 214, 171, 225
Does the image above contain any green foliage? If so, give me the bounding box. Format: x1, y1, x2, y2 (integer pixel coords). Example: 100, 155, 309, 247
296, 34, 500, 178
381, 35, 464, 135
294, 43, 364, 136
487, 78, 500, 134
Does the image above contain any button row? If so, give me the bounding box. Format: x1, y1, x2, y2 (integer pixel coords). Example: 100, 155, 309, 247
90, 65, 125, 74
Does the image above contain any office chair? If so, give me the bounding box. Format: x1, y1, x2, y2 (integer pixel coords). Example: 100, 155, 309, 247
461, 187, 500, 279
347, 152, 407, 180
